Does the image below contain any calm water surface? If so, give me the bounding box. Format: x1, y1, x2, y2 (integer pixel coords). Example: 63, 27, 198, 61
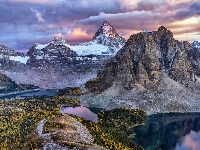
0, 89, 58, 98
132, 113, 200, 150
61, 106, 102, 123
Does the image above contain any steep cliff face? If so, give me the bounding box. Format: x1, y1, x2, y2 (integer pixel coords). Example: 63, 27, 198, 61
85, 26, 196, 93
187, 46, 200, 76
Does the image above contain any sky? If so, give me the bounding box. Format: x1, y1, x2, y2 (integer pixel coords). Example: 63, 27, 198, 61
0, 0, 200, 52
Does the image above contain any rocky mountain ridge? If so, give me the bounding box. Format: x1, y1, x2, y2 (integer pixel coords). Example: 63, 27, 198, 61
82, 26, 200, 114
91, 21, 126, 51
0, 23, 199, 90
85, 26, 197, 93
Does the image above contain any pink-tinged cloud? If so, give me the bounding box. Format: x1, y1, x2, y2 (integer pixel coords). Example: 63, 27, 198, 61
66, 28, 93, 41
51, 28, 94, 45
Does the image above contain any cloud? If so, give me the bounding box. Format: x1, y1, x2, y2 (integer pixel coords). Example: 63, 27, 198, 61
66, 28, 93, 42
77, 11, 174, 31
1, 0, 200, 51
51, 28, 93, 45
8, 0, 64, 5
175, 1, 200, 20
31, 8, 45, 23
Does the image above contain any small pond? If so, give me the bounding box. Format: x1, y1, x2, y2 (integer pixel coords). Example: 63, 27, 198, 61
60, 106, 103, 123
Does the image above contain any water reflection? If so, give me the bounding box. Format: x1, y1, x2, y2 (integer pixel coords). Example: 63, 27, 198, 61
61, 106, 99, 123
176, 131, 200, 150
131, 113, 200, 150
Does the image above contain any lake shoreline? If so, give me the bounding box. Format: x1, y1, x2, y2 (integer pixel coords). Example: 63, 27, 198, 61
0, 88, 58, 99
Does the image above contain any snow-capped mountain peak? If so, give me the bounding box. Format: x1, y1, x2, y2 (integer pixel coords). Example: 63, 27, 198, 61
34, 38, 70, 50
78, 21, 126, 55
94, 21, 119, 39
50, 37, 70, 46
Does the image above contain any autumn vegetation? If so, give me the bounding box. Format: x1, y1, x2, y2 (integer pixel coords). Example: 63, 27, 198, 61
0, 86, 147, 150
56, 87, 82, 96
0, 95, 80, 149
74, 107, 147, 150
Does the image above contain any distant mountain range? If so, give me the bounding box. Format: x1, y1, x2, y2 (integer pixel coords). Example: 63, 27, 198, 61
0, 21, 199, 90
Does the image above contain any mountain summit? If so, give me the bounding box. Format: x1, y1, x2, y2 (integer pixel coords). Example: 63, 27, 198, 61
90, 21, 126, 48
93, 21, 119, 40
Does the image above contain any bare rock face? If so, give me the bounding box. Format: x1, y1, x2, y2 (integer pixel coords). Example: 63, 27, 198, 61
85, 26, 195, 93
187, 47, 200, 76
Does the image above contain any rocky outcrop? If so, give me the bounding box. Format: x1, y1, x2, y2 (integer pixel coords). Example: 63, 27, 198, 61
85, 26, 196, 93
191, 41, 200, 49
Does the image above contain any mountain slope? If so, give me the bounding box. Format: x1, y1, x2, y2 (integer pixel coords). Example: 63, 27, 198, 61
0, 72, 38, 94
27, 38, 77, 68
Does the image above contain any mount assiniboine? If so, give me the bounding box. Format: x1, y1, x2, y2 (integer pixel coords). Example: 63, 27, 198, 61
27, 21, 125, 68
82, 26, 200, 115
0, 21, 126, 88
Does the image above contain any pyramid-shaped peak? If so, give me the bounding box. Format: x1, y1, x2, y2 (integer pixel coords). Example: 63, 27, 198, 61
93, 21, 120, 40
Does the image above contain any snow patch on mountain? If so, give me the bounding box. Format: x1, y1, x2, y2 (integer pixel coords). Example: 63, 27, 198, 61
35, 43, 49, 50
10, 56, 29, 64
68, 42, 110, 56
